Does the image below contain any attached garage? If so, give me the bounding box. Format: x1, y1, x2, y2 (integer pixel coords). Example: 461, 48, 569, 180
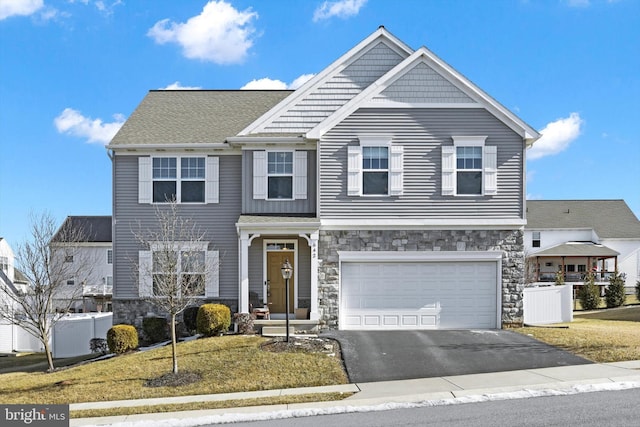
339, 251, 502, 330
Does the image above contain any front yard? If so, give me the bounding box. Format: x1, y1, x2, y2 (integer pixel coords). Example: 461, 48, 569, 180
518, 305, 640, 362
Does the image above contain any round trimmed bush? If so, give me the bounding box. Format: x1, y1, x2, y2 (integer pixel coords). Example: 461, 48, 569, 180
107, 324, 139, 354
142, 316, 168, 343
196, 304, 231, 337
183, 306, 200, 333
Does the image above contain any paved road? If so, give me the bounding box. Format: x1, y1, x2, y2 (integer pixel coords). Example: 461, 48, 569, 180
321, 330, 590, 382
222, 388, 640, 427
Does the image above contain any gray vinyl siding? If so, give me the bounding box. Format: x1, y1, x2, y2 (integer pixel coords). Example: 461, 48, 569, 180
374, 63, 476, 104
247, 236, 311, 303
242, 150, 316, 215
263, 42, 405, 133
112, 154, 241, 299
319, 108, 525, 219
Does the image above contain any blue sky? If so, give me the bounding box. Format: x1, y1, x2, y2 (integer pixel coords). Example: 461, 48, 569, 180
1, 0, 638, 247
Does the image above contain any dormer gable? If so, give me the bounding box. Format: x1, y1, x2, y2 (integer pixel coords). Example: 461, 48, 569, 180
307, 46, 541, 144
239, 26, 413, 136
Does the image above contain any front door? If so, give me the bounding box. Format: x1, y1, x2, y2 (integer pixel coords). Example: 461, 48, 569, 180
267, 251, 295, 313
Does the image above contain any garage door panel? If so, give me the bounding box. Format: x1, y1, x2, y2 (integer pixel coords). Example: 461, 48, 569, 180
342, 260, 498, 330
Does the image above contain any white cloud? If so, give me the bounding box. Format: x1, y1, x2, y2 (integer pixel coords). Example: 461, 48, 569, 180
0, 0, 43, 20
527, 112, 583, 160
161, 81, 202, 90
241, 74, 315, 90
147, 0, 258, 65
54, 108, 125, 145
313, 0, 367, 22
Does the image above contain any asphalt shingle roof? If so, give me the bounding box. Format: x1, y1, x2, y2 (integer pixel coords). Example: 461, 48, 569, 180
52, 216, 112, 243
108, 90, 293, 147
526, 200, 640, 239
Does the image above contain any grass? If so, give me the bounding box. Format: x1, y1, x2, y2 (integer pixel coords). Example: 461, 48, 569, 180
0, 335, 348, 408
572, 294, 638, 311
0, 353, 98, 373
71, 392, 353, 419
518, 305, 640, 363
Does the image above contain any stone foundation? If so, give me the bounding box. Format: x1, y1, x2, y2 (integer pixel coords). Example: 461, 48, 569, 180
317, 229, 524, 330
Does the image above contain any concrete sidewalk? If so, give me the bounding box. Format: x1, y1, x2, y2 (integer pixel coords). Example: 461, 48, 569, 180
71, 361, 640, 426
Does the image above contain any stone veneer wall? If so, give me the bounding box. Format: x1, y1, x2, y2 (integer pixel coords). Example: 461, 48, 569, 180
113, 298, 238, 331
317, 229, 524, 330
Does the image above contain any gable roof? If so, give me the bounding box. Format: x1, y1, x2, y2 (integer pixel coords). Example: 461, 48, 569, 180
306, 46, 540, 143
107, 90, 292, 149
239, 26, 413, 136
52, 216, 113, 243
531, 241, 619, 257
526, 200, 640, 239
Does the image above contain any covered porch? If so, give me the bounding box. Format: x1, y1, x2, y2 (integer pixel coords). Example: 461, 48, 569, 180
236, 215, 320, 321
528, 241, 619, 285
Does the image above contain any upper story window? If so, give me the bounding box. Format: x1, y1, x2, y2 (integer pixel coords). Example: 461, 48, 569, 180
0, 256, 8, 274
347, 137, 403, 197
107, 249, 113, 264
456, 146, 482, 195
152, 157, 205, 203
362, 147, 389, 195
139, 156, 219, 205
252, 150, 307, 201
532, 231, 541, 248
267, 152, 293, 199
442, 136, 497, 196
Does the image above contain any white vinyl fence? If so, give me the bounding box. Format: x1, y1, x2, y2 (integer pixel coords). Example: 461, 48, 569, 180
0, 313, 113, 358
523, 284, 573, 325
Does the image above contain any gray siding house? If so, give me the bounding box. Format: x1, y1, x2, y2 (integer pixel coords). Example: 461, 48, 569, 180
108, 27, 540, 330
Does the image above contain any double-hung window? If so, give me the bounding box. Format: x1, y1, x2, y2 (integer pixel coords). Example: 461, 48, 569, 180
141, 243, 217, 298
532, 232, 541, 248
152, 157, 205, 203
442, 136, 497, 196
252, 150, 307, 200
267, 151, 293, 199
347, 136, 403, 196
139, 156, 219, 204
362, 147, 389, 195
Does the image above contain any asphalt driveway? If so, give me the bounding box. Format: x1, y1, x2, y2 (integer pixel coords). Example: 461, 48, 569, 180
321, 330, 591, 383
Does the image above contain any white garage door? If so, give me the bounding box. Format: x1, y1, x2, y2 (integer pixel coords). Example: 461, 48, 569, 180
341, 261, 498, 330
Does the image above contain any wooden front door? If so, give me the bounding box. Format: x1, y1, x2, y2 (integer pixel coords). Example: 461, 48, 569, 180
267, 251, 295, 313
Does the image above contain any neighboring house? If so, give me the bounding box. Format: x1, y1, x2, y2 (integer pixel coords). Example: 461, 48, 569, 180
108, 27, 540, 330
50, 216, 113, 312
525, 200, 640, 291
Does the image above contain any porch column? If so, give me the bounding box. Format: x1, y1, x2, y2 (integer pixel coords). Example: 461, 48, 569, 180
309, 232, 319, 321
239, 232, 250, 313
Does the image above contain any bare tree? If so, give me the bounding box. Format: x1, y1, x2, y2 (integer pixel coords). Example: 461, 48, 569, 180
0, 213, 93, 372
132, 200, 217, 374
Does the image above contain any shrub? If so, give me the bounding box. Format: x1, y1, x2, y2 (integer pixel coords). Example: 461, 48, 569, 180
636, 280, 640, 302
578, 271, 601, 311
604, 271, 626, 308
233, 312, 255, 335
142, 316, 168, 343
107, 324, 139, 354
555, 270, 565, 285
89, 338, 108, 354
183, 306, 200, 333
196, 304, 231, 337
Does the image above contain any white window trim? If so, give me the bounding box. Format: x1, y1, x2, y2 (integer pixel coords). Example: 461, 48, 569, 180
348, 136, 403, 197
138, 156, 219, 204
253, 150, 307, 201
139, 241, 218, 298
442, 136, 497, 196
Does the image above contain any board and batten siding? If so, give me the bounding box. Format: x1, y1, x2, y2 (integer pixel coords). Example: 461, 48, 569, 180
242, 150, 317, 215
319, 108, 525, 219
263, 42, 406, 134
113, 154, 242, 300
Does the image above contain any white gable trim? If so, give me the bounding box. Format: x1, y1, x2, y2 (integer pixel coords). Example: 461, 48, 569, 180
306, 47, 541, 143
239, 27, 413, 136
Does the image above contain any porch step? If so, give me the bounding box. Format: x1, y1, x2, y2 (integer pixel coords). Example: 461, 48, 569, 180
261, 326, 296, 337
